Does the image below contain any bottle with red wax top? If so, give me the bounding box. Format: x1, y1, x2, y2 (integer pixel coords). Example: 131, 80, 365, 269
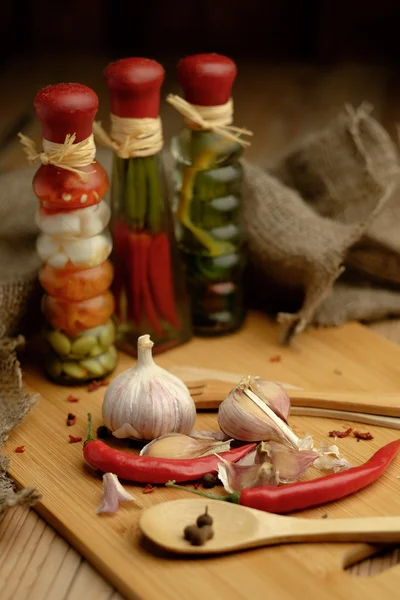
105, 57, 192, 355
171, 54, 246, 335
32, 83, 117, 383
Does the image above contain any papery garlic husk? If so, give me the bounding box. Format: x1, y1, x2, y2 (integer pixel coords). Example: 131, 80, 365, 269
95, 473, 135, 514
102, 334, 196, 440
140, 433, 231, 459
217, 375, 301, 446
313, 443, 352, 473
218, 456, 279, 494
256, 441, 317, 483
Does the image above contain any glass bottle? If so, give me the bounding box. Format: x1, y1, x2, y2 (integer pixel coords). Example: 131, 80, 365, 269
104, 57, 192, 355
31, 83, 117, 384
171, 54, 248, 336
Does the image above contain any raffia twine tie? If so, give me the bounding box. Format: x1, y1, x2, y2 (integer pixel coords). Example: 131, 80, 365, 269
93, 115, 163, 159
18, 133, 96, 182
166, 95, 252, 147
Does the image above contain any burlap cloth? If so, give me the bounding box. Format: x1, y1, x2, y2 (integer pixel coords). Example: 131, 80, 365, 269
1, 103, 400, 515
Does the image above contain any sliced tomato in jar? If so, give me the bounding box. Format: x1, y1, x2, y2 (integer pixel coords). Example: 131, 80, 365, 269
33, 162, 108, 209
39, 260, 114, 302
42, 291, 115, 336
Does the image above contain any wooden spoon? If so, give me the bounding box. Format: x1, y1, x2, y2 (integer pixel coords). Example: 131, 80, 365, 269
139, 498, 400, 555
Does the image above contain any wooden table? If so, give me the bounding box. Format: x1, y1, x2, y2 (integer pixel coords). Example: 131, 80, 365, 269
2, 54, 400, 599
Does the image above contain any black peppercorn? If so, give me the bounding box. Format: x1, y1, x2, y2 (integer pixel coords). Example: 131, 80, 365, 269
202, 473, 217, 488
196, 506, 213, 528
96, 425, 110, 439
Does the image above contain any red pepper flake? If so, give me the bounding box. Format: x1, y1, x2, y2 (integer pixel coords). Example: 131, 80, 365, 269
68, 435, 82, 444
15, 445, 25, 453
193, 482, 200, 490
67, 413, 76, 426
67, 394, 79, 403
143, 484, 155, 494
87, 380, 110, 392
269, 354, 282, 363
353, 431, 374, 441
329, 427, 353, 438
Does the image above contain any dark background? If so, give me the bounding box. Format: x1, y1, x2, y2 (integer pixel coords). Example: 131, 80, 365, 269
3, 0, 400, 64
2, 0, 400, 172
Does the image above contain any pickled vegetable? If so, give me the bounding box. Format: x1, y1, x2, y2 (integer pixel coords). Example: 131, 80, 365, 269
36, 231, 112, 269
39, 260, 113, 301
45, 319, 116, 359
36, 200, 111, 239
42, 292, 115, 336
33, 162, 108, 210
45, 345, 117, 383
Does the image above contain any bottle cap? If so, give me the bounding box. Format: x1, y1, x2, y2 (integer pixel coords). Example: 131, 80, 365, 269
34, 83, 98, 143
104, 57, 165, 118
177, 53, 237, 106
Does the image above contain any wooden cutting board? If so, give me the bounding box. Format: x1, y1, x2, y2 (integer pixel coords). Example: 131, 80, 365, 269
4, 313, 400, 600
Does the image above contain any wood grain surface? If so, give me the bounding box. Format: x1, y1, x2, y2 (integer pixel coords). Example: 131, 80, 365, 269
3, 55, 400, 599
3, 314, 400, 599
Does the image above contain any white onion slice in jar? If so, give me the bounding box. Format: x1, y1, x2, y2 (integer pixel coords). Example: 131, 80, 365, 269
35, 201, 111, 239
36, 231, 112, 268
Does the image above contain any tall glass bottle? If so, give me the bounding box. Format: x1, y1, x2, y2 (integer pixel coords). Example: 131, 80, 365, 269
29, 83, 117, 384
171, 54, 250, 335
103, 58, 192, 355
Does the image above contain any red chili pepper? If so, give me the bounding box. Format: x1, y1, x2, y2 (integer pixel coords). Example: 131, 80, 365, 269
83, 414, 255, 484
112, 220, 130, 318
167, 439, 400, 514
126, 232, 141, 324
148, 232, 180, 329
138, 233, 162, 335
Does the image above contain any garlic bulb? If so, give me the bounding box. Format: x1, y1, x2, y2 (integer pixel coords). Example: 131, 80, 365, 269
102, 334, 196, 440
218, 375, 301, 447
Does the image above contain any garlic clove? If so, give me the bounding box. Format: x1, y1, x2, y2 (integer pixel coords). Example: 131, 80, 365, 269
140, 433, 231, 459
251, 378, 290, 423
190, 430, 231, 442
218, 457, 279, 494
102, 334, 196, 441
95, 473, 135, 514
256, 442, 317, 483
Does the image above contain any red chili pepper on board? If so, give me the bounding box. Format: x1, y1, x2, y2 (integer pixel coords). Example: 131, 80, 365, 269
83, 414, 255, 484
167, 439, 400, 514
148, 232, 180, 329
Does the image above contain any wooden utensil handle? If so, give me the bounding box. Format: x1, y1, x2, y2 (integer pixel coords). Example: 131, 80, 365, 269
191, 381, 400, 417
277, 516, 400, 545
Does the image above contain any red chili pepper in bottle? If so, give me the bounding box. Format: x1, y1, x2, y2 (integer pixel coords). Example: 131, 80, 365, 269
103, 57, 192, 355
167, 439, 400, 513
148, 233, 181, 329
83, 414, 255, 484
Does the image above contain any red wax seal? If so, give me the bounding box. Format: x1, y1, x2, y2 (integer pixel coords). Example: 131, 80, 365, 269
104, 57, 165, 118
34, 83, 99, 143
177, 54, 237, 106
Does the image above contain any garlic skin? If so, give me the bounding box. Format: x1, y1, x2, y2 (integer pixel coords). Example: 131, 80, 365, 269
218, 376, 299, 445
95, 473, 135, 514
102, 335, 196, 440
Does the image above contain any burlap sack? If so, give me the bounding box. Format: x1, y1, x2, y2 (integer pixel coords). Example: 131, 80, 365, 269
243, 104, 400, 340
0, 165, 42, 516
